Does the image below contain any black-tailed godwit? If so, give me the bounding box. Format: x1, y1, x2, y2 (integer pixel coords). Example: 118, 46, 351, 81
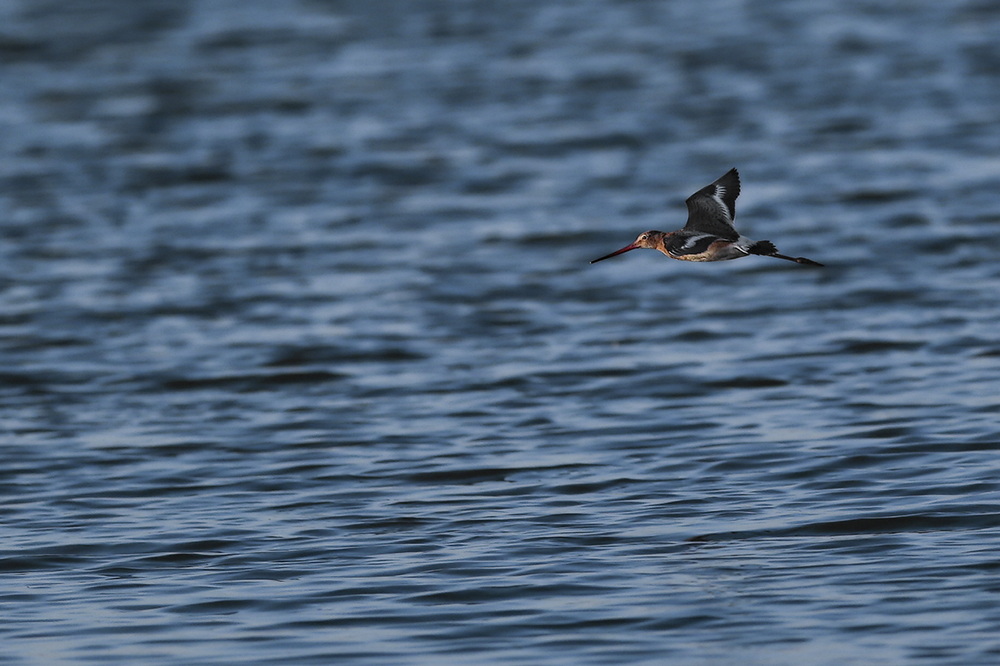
591, 168, 823, 267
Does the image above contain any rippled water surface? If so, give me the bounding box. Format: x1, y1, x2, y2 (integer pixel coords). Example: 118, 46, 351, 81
4, 0, 1000, 664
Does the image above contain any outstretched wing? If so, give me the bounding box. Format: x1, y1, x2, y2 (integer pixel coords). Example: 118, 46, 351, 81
683, 168, 740, 240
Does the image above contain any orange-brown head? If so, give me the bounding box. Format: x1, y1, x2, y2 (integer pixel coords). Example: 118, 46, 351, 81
590, 231, 666, 264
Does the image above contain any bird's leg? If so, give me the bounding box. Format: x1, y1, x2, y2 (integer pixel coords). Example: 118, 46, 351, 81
769, 252, 824, 267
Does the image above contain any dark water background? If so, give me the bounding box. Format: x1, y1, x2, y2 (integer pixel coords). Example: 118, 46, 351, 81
3, 0, 1000, 664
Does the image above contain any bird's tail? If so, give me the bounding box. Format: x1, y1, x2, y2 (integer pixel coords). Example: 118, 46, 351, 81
748, 240, 778, 256
749, 240, 824, 267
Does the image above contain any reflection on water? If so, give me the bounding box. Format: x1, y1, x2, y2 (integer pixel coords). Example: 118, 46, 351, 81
3, 0, 1000, 664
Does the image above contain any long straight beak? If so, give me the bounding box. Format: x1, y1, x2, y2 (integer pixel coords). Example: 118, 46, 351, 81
590, 243, 639, 264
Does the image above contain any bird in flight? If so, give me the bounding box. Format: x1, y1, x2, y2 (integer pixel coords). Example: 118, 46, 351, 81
591, 168, 823, 267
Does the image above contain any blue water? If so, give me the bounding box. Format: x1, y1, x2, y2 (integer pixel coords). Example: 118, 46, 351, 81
3, 0, 1000, 664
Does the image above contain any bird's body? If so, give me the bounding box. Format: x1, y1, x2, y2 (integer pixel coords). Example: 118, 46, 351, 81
591, 169, 823, 267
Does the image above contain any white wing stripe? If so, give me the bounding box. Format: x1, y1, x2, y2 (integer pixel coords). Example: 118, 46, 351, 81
711, 186, 732, 222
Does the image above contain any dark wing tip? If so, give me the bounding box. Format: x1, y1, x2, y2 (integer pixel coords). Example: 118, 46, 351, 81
722, 168, 740, 200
